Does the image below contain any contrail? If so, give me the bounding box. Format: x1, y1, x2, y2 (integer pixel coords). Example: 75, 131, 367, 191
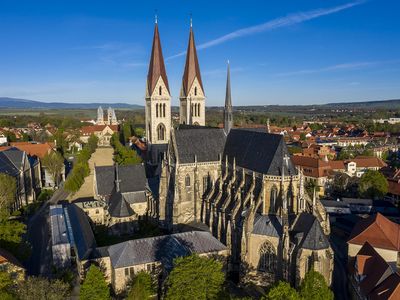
167, 1, 365, 60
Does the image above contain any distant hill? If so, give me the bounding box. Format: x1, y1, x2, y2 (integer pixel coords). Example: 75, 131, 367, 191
0, 97, 143, 109
324, 99, 400, 109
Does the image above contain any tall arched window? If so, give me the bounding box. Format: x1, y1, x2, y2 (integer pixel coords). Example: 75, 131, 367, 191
270, 186, 278, 213
163, 103, 166, 118
157, 123, 165, 141
185, 174, 190, 187
159, 86, 162, 96
258, 241, 276, 273
194, 87, 197, 96
197, 104, 200, 117
156, 104, 159, 118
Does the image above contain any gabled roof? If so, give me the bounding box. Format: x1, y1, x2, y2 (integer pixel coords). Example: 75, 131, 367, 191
81, 125, 118, 135
173, 127, 226, 164
252, 214, 282, 237
0, 147, 25, 176
223, 129, 297, 175
95, 164, 147, 196
0, 247, 24, 268
181, 27, 203, 97
147, 23, 170, 95
292, 212, 330, 250
348, 213, 400, 251
107, 231, 227, 269
108, 188, 135, 218
10, 142, 53, 159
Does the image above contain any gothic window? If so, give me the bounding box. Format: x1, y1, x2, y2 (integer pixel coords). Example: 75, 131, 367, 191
157, 123, 166, 141
203, 174, 211, 193
198, 104, 201, 117
258, 241, 276, 273
194, 86, 197, 96
163, 103, 166, 117
156, 104, 159, 118
185, 174, 190, 187
191, 104, 193, 117
270, 186, 278, 213
159, 86, 162, 96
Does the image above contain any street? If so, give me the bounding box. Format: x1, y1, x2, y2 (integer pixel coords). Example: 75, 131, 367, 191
330, 235, 350, 300
26, 187, 69, 276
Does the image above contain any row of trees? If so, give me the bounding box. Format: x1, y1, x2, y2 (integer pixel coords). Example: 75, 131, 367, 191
111, 133, 142, 165
64, 134, 98, 193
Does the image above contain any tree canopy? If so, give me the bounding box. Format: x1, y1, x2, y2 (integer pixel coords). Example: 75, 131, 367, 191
16, 276, 70, 300
42, 151, 64, 188
165, 254, 225, 300
127, 271, 155, 300
111, 134, 142, 165
79, 265, 110, 300
0, 174, 16, 212
299, 270, 334, 300
265, 281, 299, 300
359, 169, 388, 199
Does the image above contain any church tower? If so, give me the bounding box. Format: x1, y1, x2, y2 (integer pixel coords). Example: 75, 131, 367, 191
224, 61, 233, 134
145, 18, 171, 147
179, 20, 205, 126
97, 106, 104, 125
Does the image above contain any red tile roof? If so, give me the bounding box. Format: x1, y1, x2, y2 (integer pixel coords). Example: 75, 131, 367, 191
348, 213, 400, 251
10, 142, 54, 159
81, 125, 118, 135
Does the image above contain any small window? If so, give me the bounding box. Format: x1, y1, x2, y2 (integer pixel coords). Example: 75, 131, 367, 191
147, 264, 151, 272
194, 87, 197, 96
129, 267, 134, 277
156, 104, 159, 118
159, 86, 162, 95
125, 268, 129, 277
185, 175, 190, 187
163, 103, 166, 118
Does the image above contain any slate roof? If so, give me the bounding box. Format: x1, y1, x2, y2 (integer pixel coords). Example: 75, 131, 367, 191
181, 26, 203, 97
252, 214, 282, 237
173, 127, 226, 163
107, 231, 227, 270
147, 23, 170, 95
108, 188, 135, 218
95, 164, 147, 196
0, 148, 25, 176
66, 204, 97, 260
292, 212, 330, 250
223, 129, 297, 175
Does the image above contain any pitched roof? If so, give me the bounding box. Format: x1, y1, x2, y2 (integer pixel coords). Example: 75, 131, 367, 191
108, 188, 135, 218
173, 127, 226, 164
81, 125, 118, 135
292, 213, 330, 250
348, 213, 400, 251
223, 129, 297, 175
95, 164, 147, 196
147, 23, 170, 95
0, 247, 24, 268
107, 231, 227, 269
291, 156, 332, 177
252, 214, 282, 237
181, 27, 203, 97
348, 157, 387, 168
10, 142, 53, 159
0, 148, 25, 176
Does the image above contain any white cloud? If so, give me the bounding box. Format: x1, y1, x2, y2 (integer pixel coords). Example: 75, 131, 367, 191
167, 1, 365, 60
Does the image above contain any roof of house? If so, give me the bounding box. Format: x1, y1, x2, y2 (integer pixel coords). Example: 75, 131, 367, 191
347, 157, 387, 168
0, 147, 26, 176
95, 164, 147, 196
173, 127, 226, 164
81, 125, 118, 135
108, 188, 135, 218
107, 231, 227, 269
10, 142, 53, 159
291, 156, 331, 177
252, 214, 282, 237
348, 213, 400, 251
292, 212, 330, 250
147, 23, 170, 95
181, 27, 203, 97
350, 242, 400, 299
224, 129, 297, 176
0, 247, 24, 268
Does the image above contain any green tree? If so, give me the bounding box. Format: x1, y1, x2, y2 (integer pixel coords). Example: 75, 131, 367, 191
299, 270, 333, 300
16, 276, 69, 300
80, 265, 110, 300
359, 170, 388, 199
127, 271, 155, 300
299, 133, 306, 141
263, 281, 299, 300
42, 151, 64, 188
53, 129, 68, 155
87, 134, 99, 153
165, 254, 225, 300
0, 271, 15, 299
0, 174, 16, 212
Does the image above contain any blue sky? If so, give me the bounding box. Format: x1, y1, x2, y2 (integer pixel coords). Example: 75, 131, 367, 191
0, 0, 399, 106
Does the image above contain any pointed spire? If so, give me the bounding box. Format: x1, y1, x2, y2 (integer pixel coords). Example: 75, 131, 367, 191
147, 20, 170, 96
115, 163, 121, 192
181, 22, 203, 97
224, 60, 233, 134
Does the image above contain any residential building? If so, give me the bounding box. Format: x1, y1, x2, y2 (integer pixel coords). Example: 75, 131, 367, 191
0, 248, 25, 283
80, 124, 118, 147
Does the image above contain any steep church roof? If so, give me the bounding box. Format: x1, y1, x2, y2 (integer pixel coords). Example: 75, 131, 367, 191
223, 129, 297, 176
225, 62, 232, 108
147, 23, 170, 95
292, 213, 330, 250
108, 187, 135, 218
252, 214, 282, 237
181, 26, 203, 97
173, 127, 226, 164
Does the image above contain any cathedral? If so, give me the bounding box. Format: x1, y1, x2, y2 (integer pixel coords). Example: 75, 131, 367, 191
144, 20, 333, 287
